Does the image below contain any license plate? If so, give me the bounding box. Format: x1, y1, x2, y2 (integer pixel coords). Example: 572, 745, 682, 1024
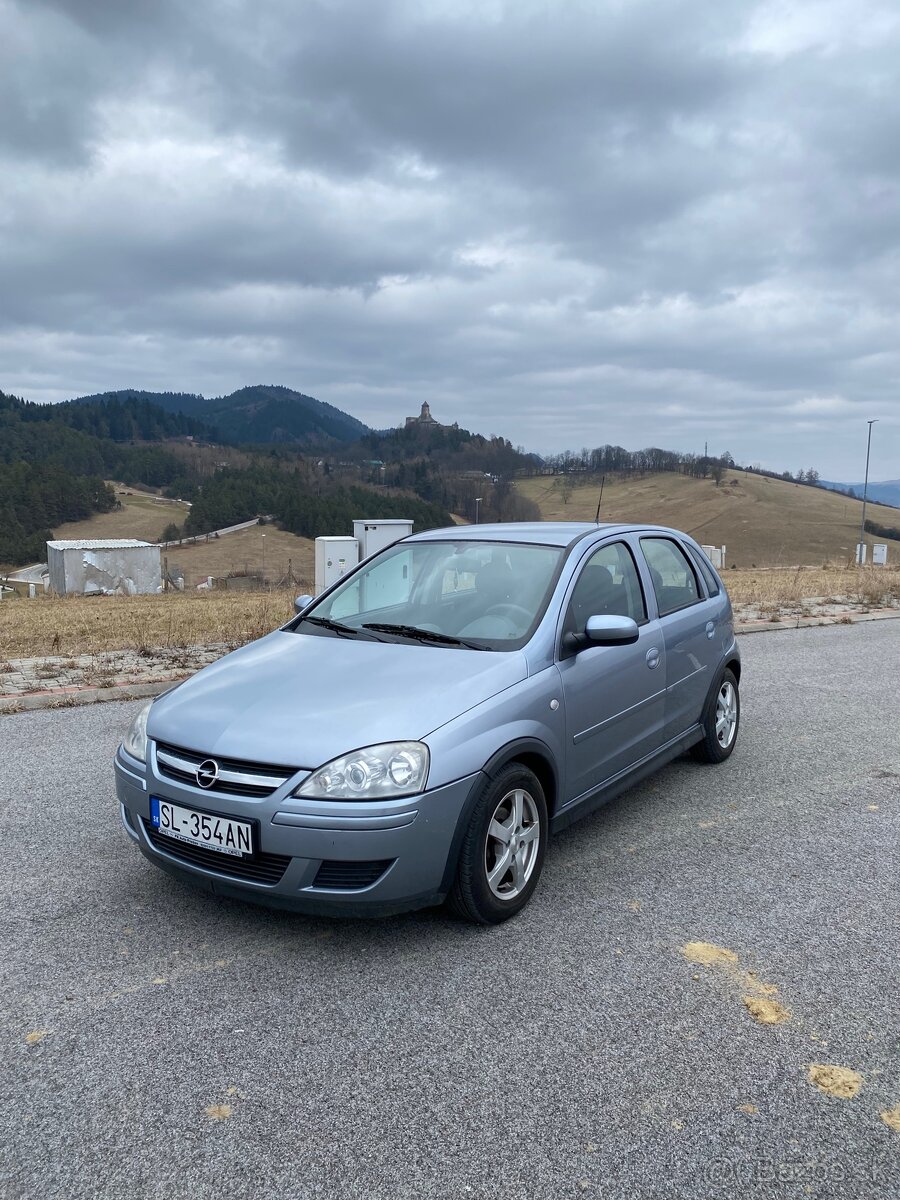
150, 797, 254, 858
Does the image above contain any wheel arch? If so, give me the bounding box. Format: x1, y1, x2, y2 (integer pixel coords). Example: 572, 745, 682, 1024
701, 655, 741, 713
724, 655, 741, 684
482, 738, 560, 817
437, 738, 560, 899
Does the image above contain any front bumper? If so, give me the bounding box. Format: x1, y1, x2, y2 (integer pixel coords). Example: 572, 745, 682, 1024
114, 746, 481, 917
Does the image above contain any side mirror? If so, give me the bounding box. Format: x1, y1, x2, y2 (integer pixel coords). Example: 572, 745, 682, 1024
584, 614, 640, 646
293, 594, 314, 615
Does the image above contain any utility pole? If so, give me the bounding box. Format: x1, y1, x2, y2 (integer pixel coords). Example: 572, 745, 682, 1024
858, 420, 878, 565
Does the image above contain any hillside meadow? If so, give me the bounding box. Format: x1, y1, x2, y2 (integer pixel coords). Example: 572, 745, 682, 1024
48, 488, 192, 544
515, 469, 900, 567
37, 489, 316, 587
162, 526, 315, 588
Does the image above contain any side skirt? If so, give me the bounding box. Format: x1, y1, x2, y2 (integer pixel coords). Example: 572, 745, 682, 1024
550, 724, 703, 835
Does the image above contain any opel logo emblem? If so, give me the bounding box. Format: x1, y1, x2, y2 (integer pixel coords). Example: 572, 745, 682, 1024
196, 759, 219, 789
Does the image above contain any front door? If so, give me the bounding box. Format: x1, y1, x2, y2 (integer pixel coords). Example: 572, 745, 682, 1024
556, 541, 666, 806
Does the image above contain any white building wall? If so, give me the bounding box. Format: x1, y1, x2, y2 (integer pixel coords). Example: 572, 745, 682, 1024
47, 541, 162, 595
47, 544, 67, 595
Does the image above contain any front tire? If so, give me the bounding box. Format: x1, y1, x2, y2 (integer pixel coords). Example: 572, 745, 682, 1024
691, 668, 740, 763
448, 764, 548, 924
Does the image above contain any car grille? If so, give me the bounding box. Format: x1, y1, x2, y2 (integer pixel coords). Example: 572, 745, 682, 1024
311, 859, 394, 891
142, 819, 291, 885
154, 742, 297, 798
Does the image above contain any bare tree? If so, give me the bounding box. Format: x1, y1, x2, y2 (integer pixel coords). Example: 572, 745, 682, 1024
554, 476, 575, 505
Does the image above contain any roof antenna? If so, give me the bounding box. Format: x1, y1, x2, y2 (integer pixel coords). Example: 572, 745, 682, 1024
594, 474, 605, 523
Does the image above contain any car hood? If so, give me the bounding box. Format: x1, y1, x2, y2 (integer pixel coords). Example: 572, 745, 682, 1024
146, 629, 526, 769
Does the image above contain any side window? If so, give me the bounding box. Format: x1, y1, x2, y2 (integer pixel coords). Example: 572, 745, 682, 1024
565, 542, 647, 636
685, 543, 721, 596
640, 538, 700, 616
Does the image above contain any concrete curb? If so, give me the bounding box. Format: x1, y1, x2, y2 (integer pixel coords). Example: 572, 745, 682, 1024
735, 607, 900, 635
0, 679, 180, 715
2, 608, 898, 715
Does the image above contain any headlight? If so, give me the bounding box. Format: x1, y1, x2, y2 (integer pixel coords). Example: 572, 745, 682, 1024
295, 742, 429, 800
123, 700, 153, 762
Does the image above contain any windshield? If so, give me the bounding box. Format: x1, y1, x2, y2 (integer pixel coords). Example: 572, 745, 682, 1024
295, 540, 564, 650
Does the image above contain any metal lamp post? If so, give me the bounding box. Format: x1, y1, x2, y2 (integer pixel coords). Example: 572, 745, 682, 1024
474, 497, 482, 525
261, 532, 266, 582
858, 420, 878, 565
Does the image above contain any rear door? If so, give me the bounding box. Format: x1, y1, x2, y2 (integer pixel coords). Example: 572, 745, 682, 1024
556, 540, 666, 805
638, 536, 718, 740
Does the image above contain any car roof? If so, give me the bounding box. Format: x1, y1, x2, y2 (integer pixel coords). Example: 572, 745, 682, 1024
406, 522, 688, 548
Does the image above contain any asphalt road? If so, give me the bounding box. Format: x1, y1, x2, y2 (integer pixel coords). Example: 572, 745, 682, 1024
7, 563, 47, 585
1, 622, 898, 1200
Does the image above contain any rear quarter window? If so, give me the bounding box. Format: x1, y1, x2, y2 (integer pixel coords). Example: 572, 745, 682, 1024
640, 537, 701, 616
685, 544, 721, 596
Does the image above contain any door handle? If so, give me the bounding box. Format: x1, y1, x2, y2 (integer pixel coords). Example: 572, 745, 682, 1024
646, 647, 660, 669
705, 620, 715, 640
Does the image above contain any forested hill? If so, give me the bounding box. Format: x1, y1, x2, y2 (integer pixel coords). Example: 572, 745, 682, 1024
0, 390, 198, 565
72, 384, 370, 447
55, 392, 212, 441
0, 390, 203, 486
0, 388, 448, 567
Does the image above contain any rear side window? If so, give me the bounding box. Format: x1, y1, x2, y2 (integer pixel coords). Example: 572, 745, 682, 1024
564, 541, 647, 638
685, 544, 721, 596
640, 538, 700, 616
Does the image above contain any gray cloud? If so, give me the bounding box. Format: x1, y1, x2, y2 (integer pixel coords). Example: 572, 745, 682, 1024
0, 0, 898, 478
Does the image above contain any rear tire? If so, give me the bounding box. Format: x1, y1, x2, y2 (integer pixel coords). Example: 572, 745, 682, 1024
448, 764, 547, 925
691, 668, 740, 764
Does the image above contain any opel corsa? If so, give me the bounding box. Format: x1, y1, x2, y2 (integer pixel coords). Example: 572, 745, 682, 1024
115, 523, 741, 924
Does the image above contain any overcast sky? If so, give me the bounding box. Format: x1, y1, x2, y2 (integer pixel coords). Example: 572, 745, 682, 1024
2, 0, 898, 478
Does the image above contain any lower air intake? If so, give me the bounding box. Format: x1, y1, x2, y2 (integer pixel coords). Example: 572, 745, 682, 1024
311, 859, 393, 891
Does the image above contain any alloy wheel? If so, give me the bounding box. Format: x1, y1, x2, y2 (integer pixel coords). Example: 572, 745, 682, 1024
484, 787, 540, 900
715, 680, 738, 748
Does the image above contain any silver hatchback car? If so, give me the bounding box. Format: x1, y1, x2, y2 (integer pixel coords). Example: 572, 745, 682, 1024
115, 522, 740, 924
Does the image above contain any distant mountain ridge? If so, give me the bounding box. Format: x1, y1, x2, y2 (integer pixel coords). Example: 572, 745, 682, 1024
818, 478, 900, 508
72, 385, 370, 447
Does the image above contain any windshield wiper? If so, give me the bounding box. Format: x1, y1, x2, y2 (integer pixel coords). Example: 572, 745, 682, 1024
362, 622, 488, 650
301, 615, 361, 638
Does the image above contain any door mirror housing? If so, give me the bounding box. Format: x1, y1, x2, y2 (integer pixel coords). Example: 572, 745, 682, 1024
293, 594, 314, 615
584, 614, 640, 646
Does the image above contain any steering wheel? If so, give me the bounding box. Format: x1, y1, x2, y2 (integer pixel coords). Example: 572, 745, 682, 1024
483, 603, 532, 629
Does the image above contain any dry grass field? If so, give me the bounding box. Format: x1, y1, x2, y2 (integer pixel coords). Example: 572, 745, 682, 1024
0, 588, 299, 658
2, 567, 897, 659
50, 487, 192, 544
516, 470, 900, 567
163, 526, 315, 588
726, 565, 900, 612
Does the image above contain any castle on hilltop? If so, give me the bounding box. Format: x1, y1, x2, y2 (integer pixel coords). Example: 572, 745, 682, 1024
405, 401, 458, 430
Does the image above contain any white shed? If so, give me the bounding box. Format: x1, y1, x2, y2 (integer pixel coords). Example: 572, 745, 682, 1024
46, 539, 162, 596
